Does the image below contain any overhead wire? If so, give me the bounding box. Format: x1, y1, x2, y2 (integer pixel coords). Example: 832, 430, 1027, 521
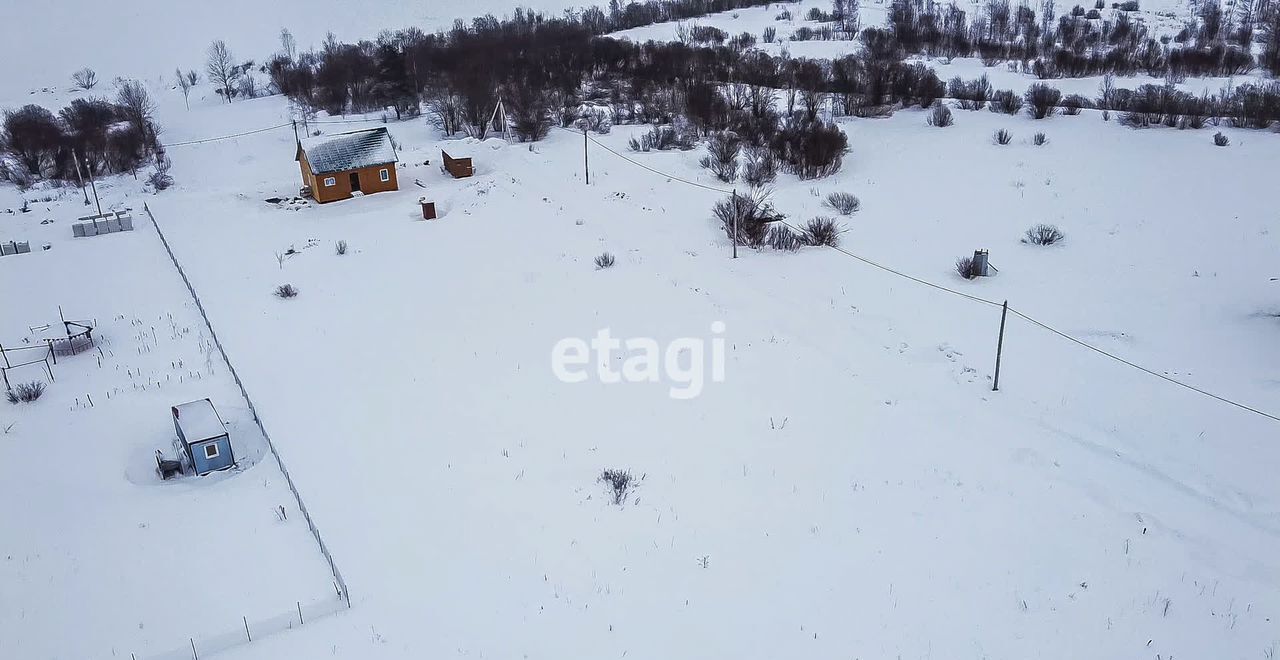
576, 126, 1280, 424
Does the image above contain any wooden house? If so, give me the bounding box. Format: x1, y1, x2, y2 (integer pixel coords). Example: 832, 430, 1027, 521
171, 399, 235, 475
296, 127, 399, 203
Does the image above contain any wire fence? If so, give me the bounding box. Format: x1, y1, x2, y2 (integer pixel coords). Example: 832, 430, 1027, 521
134, 596, 347, 660
139, 202, 351, 657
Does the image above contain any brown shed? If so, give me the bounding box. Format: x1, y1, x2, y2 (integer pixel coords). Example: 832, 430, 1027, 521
442, 150, 474, 179
297, 127, 399, 203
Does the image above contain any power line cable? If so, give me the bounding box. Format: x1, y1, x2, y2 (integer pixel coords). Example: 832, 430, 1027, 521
1005, 307, 1280, 423
771, 217, 1004, 307
577, 126, 1280, 424
160, 122, 293, 148
577, 129, 734, 194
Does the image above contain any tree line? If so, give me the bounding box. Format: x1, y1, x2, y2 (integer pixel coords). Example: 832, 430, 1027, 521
1, 79, 162, 187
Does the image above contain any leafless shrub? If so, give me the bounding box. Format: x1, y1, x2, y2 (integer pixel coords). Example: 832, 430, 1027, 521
956, 255, 976, 279
594, 252, 616, 269
6, 381, 46, 404
742, 146, 778, 187
766, 225, 804, 251
802, 216, 840, 247
71, 67, 98, 90
1025, 83, 1062, 119
274, 283, 299, 298
990, 89, 1024, 115
599, 469, 636, 505
1033, 132, 1048, 145
824, 191, 860, 215
1061, 94, 1091, 115
994, 128, 1013, 145
1023, 223, 1065, 245
927, 102, 954, 127
949, 75, 993, 110
335, 240, 348, 255
628, 124, 696, 152
713, 189, 784, 247
147, 151, 173, 191
699, 130, 741, 183
236, 73, 259, 99
1213, 131, 1229, 146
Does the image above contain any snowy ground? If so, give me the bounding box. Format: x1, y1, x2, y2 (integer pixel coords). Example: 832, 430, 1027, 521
0, 180, 340, 659
4, 0, 1280, 657
4, 81, 1273, 659
0, 0, 587, 99
613, 0, 1198, 52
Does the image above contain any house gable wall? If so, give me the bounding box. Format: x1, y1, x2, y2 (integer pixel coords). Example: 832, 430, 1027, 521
189, 436, 235, 474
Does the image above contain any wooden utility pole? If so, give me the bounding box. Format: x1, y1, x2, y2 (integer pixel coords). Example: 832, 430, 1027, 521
84, 157, 102, 216
731, 189, 738, 259
583, 127, 589, 185
992, 300, 1008, 391
292, 120, 299, 146
71, 149, 90, 205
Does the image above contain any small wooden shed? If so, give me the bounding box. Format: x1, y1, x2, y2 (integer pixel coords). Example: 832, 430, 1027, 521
171, 399, 235, 475
297, 127, 399, 203
442, 150, 474, 178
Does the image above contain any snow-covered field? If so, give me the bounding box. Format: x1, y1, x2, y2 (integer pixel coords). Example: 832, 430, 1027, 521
4, 75, 1275, 659
0, 179, 339, 659
612, 0, 1196, 51
3, 1, 1280, 659
0, 0, 587, 99
611, 0, 1269, 97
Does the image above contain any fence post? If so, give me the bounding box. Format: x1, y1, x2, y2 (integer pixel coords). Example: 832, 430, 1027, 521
243, 615, 252, 642
190, 637, 198, 660
297, 601, 305, 625
993, 300, 1008, 391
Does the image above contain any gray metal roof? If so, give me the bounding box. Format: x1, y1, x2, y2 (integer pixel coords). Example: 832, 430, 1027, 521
299, 127, 398, 175
172, 399, 228, 443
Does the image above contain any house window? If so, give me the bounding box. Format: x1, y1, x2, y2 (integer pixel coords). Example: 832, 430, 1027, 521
379, 168, 390, 183
323, 176, 336, 187
204, 443, 220, 460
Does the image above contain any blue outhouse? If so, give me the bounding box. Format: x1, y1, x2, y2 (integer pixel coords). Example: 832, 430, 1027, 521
171, 399, 235, 475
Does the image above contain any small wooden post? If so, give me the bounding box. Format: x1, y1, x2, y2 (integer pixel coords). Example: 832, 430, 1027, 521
297, 601, 304, 625
72, 149, 90, 206
992, 300, 1008, 391
732, 189, 742, 259
583, 127, 589, 185
190, 637, 198, 660
85, 157, 103, 217
244, 615, 252, 642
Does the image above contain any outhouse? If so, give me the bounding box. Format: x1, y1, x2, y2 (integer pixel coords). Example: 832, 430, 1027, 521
171, 399, 235, 475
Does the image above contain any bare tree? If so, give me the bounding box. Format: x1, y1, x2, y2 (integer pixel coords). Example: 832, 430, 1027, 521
175, 68, 194, 110
115, 79, 156, 144
71, 67, 97, 90
280, 28, 298, 60
206, 40, 239, 103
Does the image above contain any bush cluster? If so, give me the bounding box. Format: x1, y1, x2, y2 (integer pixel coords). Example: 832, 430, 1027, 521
6, 381, 45, 404
2, 86, 159, 185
